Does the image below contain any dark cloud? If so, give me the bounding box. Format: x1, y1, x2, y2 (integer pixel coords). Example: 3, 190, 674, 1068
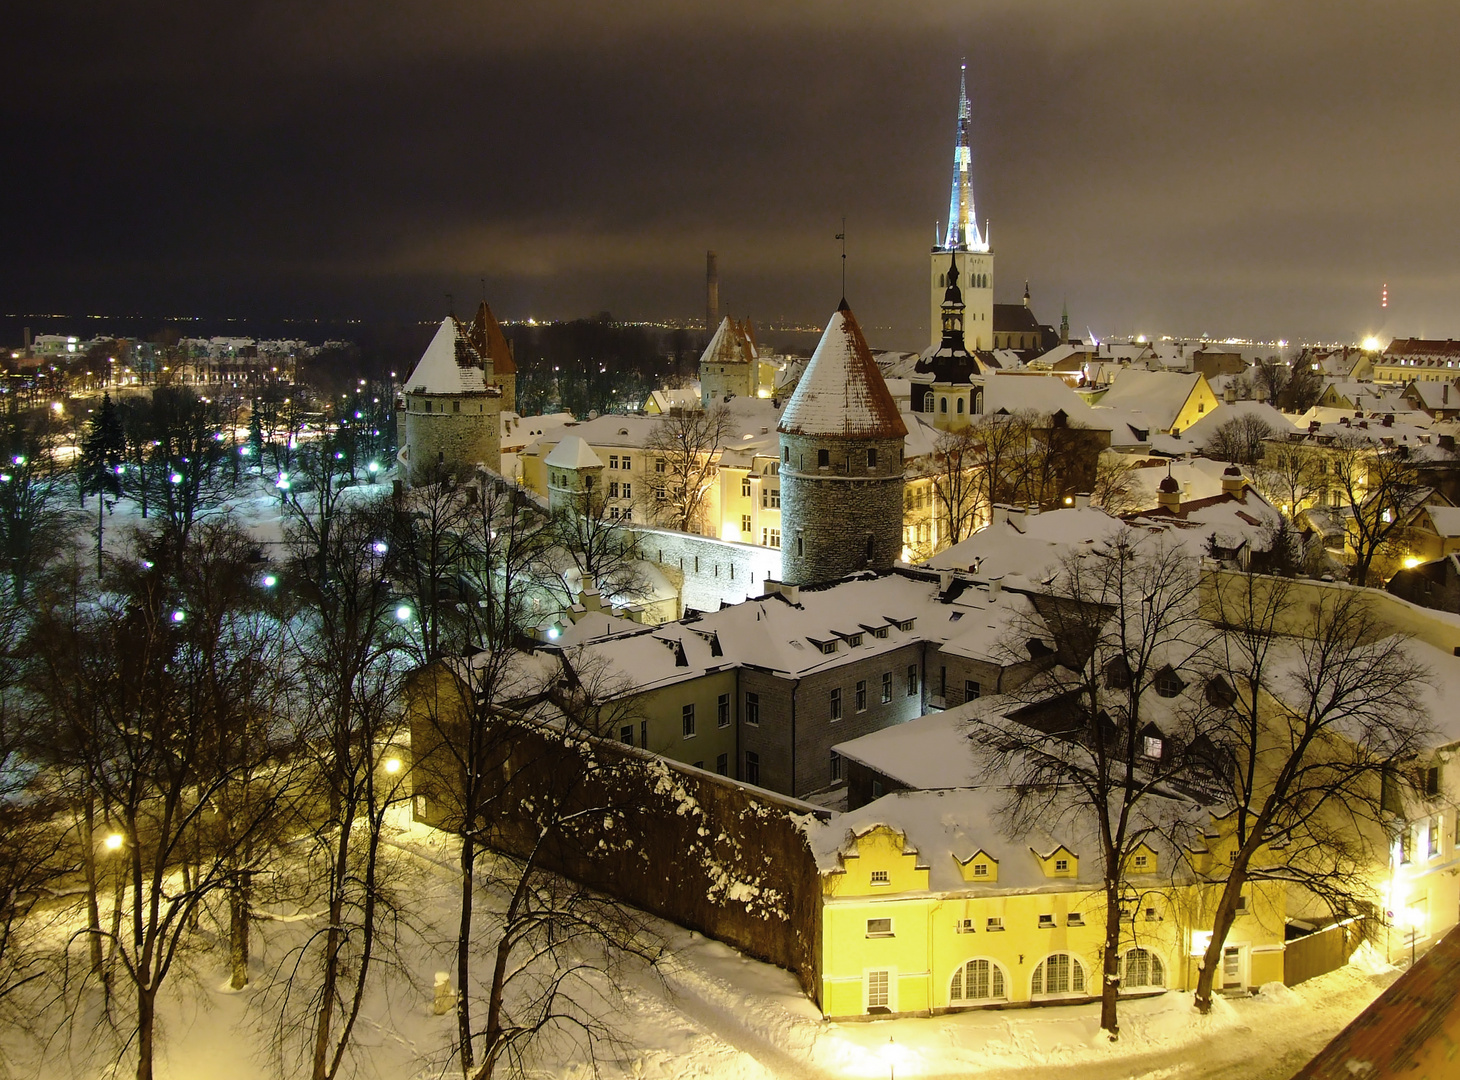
5, 1, 1458, 347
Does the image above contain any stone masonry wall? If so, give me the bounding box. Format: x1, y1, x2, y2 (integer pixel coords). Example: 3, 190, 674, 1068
402, 393, 501, 480
779, 433, 905, 586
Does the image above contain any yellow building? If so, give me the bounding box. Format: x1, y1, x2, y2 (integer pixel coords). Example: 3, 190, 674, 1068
808, 789, 1288, 1019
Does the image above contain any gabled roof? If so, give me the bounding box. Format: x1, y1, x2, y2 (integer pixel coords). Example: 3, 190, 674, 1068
402, 317, 489, 395
778, 303, 907, 439
1095, 369, 1204, 429
466, 301, 516, 375
992, 304, 1042, 334
544, 435, 603, 470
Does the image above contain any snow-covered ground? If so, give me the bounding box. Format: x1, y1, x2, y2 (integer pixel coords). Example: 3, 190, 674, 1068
8, 807, 1398, 1080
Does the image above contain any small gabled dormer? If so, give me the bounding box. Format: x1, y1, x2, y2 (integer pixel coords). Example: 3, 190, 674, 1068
1034, 844, 1079, 879
954, 849, 999, 883
1125, 841, 1159, 876
825, 825, 931, 898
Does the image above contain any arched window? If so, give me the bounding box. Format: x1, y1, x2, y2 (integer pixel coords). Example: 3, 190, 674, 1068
939, 273, 946, 288
924, 392, 935, 412
940, 397, 948, 413
1031, 953, 1087, 996
1122, 947, 1166, 990
956, 398, 965, 414
949, 958, 1008, 1004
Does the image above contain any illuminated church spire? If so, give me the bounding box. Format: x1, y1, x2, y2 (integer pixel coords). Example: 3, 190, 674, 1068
940, 63, 988, 253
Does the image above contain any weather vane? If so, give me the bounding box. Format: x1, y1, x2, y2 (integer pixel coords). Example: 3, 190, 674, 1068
836, 218, 847, 298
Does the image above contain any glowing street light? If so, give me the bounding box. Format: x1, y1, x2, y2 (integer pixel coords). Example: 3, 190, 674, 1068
383, 757, 402, 774
104, 832, 124, 851
396, 605, 412, 621
262, 575, 278, 588
171, 610, 186, 623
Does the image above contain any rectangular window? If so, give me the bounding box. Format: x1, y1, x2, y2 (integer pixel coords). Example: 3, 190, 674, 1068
1426, 766, 1441, 797
744, 750, 759, 785
1235, 894, 1248, 912
741, 477, 752, 497
965, 679, 980, 702
682, 704, 696, 739
1038, 914, 1055, 929
973, 863, 988, 877
715, 752, 728, 776
881, 672, 892, 703
1430, 815, 1442, 858
1402, 827, 1414, 865
609, 455, 619, 469
1054, 858, 1068, 872
985, 917, 1004, 931
939, 665, 947, 697
830, 751, 842, 781
866, 970, 889, 1010
871, 779, 884, 798
867, 447, 878, 468
717, 693, 730, 728
745, 691, 759, 725
819, 640, 836, 655
640, 720, 647, 748
767, 528, 780, 548
622, 483, 631, 499
818, 448, 829, 468
655, 458, 666, 472
608, 481, 620, 498
620, 725, 633, 745
622, 455, 630, 469
870, 870, 890, 886
855, 680, 867, 712
1144, 906, 1161, 921
830, 687, 842, 721
907, 665, 919, 696
1134, 854, 1148, 869
769, 488, 781, 508
741, 514, 751, 532
866, 918, 893, 937
1067, 913, 1084, 926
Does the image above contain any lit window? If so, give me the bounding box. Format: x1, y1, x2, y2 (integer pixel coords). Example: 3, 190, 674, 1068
870, 870, 890, 886
985, 916, 1004, 931
741, 477, 751, 497
1031, 953, 1086, 996
866, 969, 889, 1009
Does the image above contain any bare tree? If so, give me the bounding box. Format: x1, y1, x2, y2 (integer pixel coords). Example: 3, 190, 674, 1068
149, 386, 232, 542
1255, 437, 1326, 521
30, 521, 291, 1080
1192, 571, 1432, 1013
974, 528, 1212, 1038
272, 495, 412, 1080
551, 477, 647, 611
0, 403, 76, 600
923, 426, 982, 551
1329, 435, 1421, 586
1253, 355, 1322, 412
1091, 453, 1142, 517
1202, 414, 1275, 468
641, 405, 730, 534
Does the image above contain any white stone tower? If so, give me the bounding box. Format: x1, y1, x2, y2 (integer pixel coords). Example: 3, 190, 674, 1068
929, 63, 994, 351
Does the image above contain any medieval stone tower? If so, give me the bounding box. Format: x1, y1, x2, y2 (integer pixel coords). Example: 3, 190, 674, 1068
396, 302, 516, 483
777, 300, 907, 586
698, 315, 759, 405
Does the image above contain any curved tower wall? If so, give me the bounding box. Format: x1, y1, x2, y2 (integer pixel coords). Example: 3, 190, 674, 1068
778, 432, 905, 586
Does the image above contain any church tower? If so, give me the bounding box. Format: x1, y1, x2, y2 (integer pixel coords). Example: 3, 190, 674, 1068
929, 63, 994, 351
778, 300, 907, 586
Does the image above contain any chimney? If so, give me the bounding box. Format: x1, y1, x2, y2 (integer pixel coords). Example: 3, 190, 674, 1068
1157, 471, 1182, 512
1382, 413, 1394, 427
938, 570, 954, 594
991, 505, 1008, 526
706, 251, 720, 330
989, 575, 1004, 599
1221, 465, 1245, 498
1224, 383, 1236, 404
1074, 493, 1091, 509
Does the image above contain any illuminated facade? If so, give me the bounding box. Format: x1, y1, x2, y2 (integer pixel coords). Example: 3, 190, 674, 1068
930, 64, 994, 351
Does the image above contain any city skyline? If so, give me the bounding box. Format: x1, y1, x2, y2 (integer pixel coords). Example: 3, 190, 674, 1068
5, 2, 1459, 349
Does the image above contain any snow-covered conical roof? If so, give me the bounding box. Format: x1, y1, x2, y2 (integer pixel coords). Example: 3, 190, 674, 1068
778, 302, 907, 439
544, 435, 604, 470
699, 316, 756, 367
402, 317, 488, 395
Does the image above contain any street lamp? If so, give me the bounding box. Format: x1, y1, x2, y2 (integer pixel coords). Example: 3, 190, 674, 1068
384, 757, 402, 774
104, 832, 124, 851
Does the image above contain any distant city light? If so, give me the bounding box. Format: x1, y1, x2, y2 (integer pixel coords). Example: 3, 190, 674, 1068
1362, 336, 1383, 352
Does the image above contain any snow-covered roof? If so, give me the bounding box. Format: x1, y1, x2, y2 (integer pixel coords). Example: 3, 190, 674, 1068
1095, 369, 1204, 430
1183, 401, 1299, 450
779, 304, 907, 440
833, 697, 1011, 789
699, 316, 757, 367
1419, 505, 1460, 538
803, 787, 1193, 893
923, 507, 1127, 580
982, 372, 1110, 428
544, 435, 603, 469
402, 317, 488, 396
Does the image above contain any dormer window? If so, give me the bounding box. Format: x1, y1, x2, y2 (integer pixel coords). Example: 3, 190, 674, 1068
1143, 735, 1164, 759
1104, 655, 1132, 690
1154, 666, 1185, 698
1054, 858, 1068, 872
818, 640, 837, 655
973, 862, 988, 877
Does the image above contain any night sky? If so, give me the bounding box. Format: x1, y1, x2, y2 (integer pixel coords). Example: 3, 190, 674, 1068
6, 1, 1459, 349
